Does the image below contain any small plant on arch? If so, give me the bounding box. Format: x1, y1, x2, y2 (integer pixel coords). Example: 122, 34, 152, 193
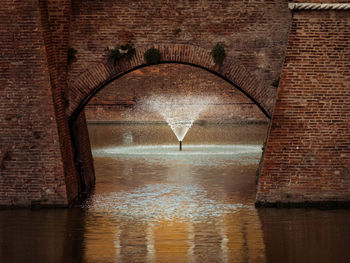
109, 44, 136, 66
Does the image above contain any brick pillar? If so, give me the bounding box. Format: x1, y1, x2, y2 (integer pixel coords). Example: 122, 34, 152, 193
0, 0, 70, 206
39, 0, 82, 204
256, 3, 350, 206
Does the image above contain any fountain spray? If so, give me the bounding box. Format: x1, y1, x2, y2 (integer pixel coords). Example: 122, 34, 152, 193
146, 96, 218, 153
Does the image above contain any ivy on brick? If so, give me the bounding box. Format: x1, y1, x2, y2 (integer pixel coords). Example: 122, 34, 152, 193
67, 47, 77, 65
144, 47, 162, 65
173, 28, 181, 35
272, 77, 280, 88
211, 43, 226, 65
109, 44, 136, 66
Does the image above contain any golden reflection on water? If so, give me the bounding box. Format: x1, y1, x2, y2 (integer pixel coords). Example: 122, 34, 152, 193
1, 124, 350, 262
84, 123, 268, 262
83, 207, 266, 262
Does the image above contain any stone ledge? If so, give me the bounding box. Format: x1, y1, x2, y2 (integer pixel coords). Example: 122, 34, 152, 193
289, 3, 350, 11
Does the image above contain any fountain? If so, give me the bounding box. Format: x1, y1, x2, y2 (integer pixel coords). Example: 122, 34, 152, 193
146, 96, 217, 150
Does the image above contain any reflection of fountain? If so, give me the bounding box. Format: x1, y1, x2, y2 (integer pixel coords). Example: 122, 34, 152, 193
146, 96, 217, 150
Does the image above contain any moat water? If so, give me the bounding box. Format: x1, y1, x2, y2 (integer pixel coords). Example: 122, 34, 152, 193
1, 123, 350, 263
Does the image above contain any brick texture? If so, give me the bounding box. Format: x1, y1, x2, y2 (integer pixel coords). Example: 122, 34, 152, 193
1, 0, 349, 207
0, 0, 69, 206
67, 0, 292, 119
39, 0, 84, 205
0, 0, 95, 207
256, 9, 350, 205
68, 0, 290, 84
85, 64, 268, 122
68, 44, 275, 120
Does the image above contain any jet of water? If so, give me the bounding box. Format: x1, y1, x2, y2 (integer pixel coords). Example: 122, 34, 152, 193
145, 96, 217, 144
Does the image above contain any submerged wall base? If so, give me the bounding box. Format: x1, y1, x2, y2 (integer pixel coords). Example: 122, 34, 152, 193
255, 201, 350, 209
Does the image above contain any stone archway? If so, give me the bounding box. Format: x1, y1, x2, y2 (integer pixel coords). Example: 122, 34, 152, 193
67, 44, 276, 121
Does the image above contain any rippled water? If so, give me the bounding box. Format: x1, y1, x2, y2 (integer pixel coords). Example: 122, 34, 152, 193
84, 136, 266, 262
1, 123, 350, 263
87, 144, 259, 223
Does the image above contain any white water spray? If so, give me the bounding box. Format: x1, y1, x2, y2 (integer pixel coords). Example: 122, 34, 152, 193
145, 96, 217, 150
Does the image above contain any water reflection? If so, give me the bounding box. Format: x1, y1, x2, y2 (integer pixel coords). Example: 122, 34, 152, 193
1, 123, 350, 262
0, 209, 85, 263
83, 208, 266, 263
259, 209, 350, 263
82, 123, 268, 262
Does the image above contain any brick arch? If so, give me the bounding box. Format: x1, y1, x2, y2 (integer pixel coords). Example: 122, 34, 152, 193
67, 44, 276, 120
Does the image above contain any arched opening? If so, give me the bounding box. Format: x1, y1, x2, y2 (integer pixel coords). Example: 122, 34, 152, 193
66, 44, 276, 206
68, 59, 272, 197
67, 44, 276, 122
69, 62, 269, 261
68, 58, 272, 193
69, 61, 271, 122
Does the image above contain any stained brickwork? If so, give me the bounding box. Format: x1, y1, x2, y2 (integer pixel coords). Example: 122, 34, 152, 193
85, 64, 268, 122
0, 0, 96, 207
68, 0, 290, 89
67, 0, 292, 119
0, 0, 69, 206
41, 0, 81, 204
1, 0, 349, 207
256, 9, 350, 205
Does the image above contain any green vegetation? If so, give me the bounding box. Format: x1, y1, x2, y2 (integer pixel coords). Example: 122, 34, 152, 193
272, 77, 280, 88
173, 28, 181, 35
211, 43, 226, 65
144, 47, 162, 65
109, 44, 136, 66
67, 47, 77, 65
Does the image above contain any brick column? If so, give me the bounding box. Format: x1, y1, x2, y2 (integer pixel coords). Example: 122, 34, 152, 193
256, 2, 350, 206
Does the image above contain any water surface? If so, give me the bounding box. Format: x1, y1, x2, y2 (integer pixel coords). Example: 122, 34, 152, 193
1, 123, 350, 263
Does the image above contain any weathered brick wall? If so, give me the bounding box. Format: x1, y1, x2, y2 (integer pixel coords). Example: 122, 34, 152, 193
67, 0, 291, 117
69, 0, 290, 86
0, 0, 97, 207
85, 64, 268, 122
257, 9, 350, 205
41, 0, 80, 204
2, 0, 349, 207
0, 0, 68, 206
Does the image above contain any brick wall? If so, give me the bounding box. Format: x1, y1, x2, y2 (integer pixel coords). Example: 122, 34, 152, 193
41, 0, 81, 204
68, 0, 290, 87
85, 64, 268, 122
0, 0, 97, 207
0, 0, 68, 206
256, 9, 350, 205
67, 0, 291, 118
2, 0, 349, 207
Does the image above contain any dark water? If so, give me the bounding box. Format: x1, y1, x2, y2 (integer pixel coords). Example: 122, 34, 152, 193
1, 123, 350, 263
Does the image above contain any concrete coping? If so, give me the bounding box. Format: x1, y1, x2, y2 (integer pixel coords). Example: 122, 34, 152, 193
289, 3, 350, 11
